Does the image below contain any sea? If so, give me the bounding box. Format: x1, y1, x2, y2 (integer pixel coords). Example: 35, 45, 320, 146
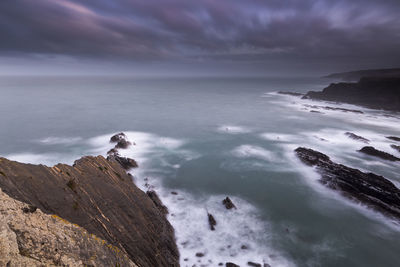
1, 75, 400, 266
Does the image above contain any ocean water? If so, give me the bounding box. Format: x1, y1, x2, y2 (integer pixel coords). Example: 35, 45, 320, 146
1, 76, 400, 266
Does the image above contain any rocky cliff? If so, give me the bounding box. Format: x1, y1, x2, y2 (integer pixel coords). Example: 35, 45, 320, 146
0, 155, 179, 266
303, 76, 400, 111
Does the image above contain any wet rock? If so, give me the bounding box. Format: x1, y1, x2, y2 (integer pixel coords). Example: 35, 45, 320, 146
108, 155, 138, 170
107, 148, 119, 156
115, 139, 132, 149
359, 146, 400, 161
310, 110, 322, 113
196, 252, 205, 257
226, 262, 240, 267
222, 197, 236, 210
219, 263, 223, 266
295, 147, 400, 221
277, 91, 304, 96
110, 132, 126, 143
345, 132, 370, 143
147, 190, 169, 215
391, 144, 400, 153
171, 191, 178, 195
241, 245, 248, 250
303, 104, 363, 114
208, 213, 217, 231
387, 136, 400, 142
247, 262, 262, 267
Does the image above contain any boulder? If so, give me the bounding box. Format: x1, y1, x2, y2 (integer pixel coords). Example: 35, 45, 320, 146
247, 262, 262, 267
222, 197, 236, 209
110, 132, 126, 143
208, 213, 217, 231
387, 136, 400, 142
226, 263, 240, 267
108, 155, 138, 170
115, 139, 132, 149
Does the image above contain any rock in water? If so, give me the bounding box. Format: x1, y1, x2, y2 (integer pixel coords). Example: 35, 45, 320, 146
108, 154, 138, 170
110, 132, 127, 143
222, 197, 236, 209
208, 213, 217, 230
359, 146, 400, 161
277, 91, 304, 96
344, 132, 370, 143
386, 136, 400, 142
391, 144, 400, 153
0, 156, 179, 267
115, 139, 132, 149
247, 262, 262, 267
226, 262, 240, 267
295, 147, 400, 221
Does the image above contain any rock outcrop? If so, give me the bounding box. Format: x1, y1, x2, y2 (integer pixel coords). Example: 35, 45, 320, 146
295, 147, 400, 221
0, 188, 136, 267
359, 146, 400, 161
387, 136, 400, 142
323, 68, 400, 81
0, 155, 179, 267
344, 132, 370, 143
303, 76, 400, 111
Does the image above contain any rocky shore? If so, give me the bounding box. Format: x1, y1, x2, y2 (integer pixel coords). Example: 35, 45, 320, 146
302, 76, 400, 111
0, 133, 179, 266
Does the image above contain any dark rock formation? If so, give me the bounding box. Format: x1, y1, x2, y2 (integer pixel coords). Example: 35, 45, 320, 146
303, 76, 400, 111
387, 136, 400, 142
222, 197, 236, 210
208, 213, 217, 231
278, 91, 304, 96
345, 132, 370, 143
115, 139, 132, 149
303, 104, 363, 114
147, 190, 169, 215
110, 132, 127, 143
295, 147, 400, 221
391, 144, 400, 153
108, 154, 138, 170
359, 146, 400, 161
0, 156, 179, 267
226, 262, 240, 267
247, 262, 262, 267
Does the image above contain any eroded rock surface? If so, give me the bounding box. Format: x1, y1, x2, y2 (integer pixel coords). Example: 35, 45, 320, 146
0, 188, 136, 267
0, 156, 179, 267
295, 147, 400, 221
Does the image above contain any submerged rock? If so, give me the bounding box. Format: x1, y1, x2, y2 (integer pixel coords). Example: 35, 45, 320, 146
208, 213, 217, 231
226, 262, 240, 267
387, 136, 400, 142
222, 197, 236, 210
295, 147, 400, 221
359, 146, 400, 161
303, 104, 363, 114
344, 132, 370, 143
247, 262, 262, 267
391, 144, 400, 153
278, 91, 304, 96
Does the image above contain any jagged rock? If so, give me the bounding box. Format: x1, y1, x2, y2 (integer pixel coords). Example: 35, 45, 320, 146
247, 262, 262, 267
108, 155, 138, 170
196, 252, 205, 257
295, 147, 400, 221
0, 156, 179, 267
0, 188, 136, 267
226, 262, 240, 267
387, 136, 400, 142
208, 213, 217, 231
277, 91, 304, 96
391, 144, 400, 153
110, 132, 127, 143
222, 197, 236, 210
359, 146, 400, 161
115, 139, 132, 149
241, 245, 248, 250
147, 190, 169, 215
107, 148, 119, 156
345, 132, 370, 143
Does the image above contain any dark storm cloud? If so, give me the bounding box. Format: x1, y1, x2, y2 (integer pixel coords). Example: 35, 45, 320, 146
0, 0, 399, 65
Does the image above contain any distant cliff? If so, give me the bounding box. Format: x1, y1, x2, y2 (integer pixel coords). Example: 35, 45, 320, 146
0, 155, 179, 266
303, 76, 400, 111
323, 68, 400, 81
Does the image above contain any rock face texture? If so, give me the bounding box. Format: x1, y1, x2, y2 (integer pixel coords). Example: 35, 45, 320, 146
295, 147, 400, 221
0, 188, 136, 267
359, 146, 400, 161
303, 76, 400, 111
0, 156, 179, 267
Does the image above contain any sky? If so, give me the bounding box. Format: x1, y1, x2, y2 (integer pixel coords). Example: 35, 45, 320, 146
0, 0, 399, 76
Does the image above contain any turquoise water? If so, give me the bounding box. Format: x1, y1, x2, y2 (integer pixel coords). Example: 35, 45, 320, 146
1, 76, 400, 266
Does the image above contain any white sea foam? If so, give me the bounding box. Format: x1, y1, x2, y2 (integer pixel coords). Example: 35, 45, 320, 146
231, 145, 277, 162
6, 152, 77, 166
260, 133, 299, 143
37, 136, 82, 145
217, 125, 251, 134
